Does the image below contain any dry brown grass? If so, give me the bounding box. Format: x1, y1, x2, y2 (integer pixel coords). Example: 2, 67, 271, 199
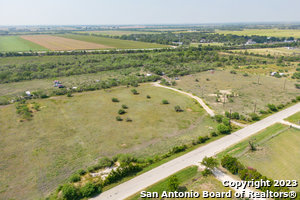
21, 35, 113, 51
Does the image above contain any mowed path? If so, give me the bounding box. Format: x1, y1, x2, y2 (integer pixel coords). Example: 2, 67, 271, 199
92, 102, 300, 200
21, 35, 113, 51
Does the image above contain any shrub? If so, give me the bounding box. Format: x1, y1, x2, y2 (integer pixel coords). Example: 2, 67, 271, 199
117, 154, 137, 165
291, 99, 297, 103
249, 113, 260, 121
168, 176, 179, 192
170, 145, 187, 154
221, 155, 244, 174
77, 169, 86, 176
214, 114, 223, 123
202, 168, 212, 176
210, 131, 218, 137
259, 110, 267, 114
146, 95, 151, 99
118, 109, 126, 115
243, 73, 249, 77
162, 99, 169, 104
277, 104, 284, 109
131, 89, 138, 95
80, 182, 99, 198
217, 124, 231, 134
297, 96, 300, 101
112, 97, 119, 102
116, 116, 122, 121
198, 136, 210, 144
230, 70, 237, 74
122, 104, 128, 109
98, 157, 114, 168
61, 184, 79, 200
69, 173, 81, 183
231, 112, 240, 119
126, 117, 132, 122
174, 105, 183, 112
67, 92, 73, 97
222, 118, 230, 126
225, 111, 231, 118
267, 104, 277, 112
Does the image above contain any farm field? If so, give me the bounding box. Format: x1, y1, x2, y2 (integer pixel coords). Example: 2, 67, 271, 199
285, 111, 300, 124
61, 34, 169, 49
78, 30, 159, 36
216, 29, 300, 38
21, 35, 113, 51
0, 84, 216, 200
0, 36, 47, 52
127, 166, 232, 200
174, 70, 299, 115
232, 47, 300, 56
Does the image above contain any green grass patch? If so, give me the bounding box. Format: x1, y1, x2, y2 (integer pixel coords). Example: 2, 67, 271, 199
0, 36, 47, 52
61, 34, 169, 49
285, 111, 300, 124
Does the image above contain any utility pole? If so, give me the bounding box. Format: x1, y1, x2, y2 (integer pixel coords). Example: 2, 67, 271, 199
257, 75, 260, 84
283, 79, 287, 90
253, 101, 257, 113
229, 108, 232, 125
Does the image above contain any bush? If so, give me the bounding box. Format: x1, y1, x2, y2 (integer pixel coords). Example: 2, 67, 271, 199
112, 97, 119, 102
126, 117, 132, 122
69, 173, 81, 183
297, 96, 300, 101
77, 169, 86, 176
61, 184, 79, 200
210, 131, 218, 137
243, 73, 249, 77
118, 109, 126, 115
202, 168, 212, 176
277, 104, 284, 109
231, 112, 240, 119
217, 124, 231, 134
98, 157, 114, 168
162, 99, 169, 104
80, 182, 99, 198
67, 92, 73, 97
230, 70, 237, 74
222, 118, 230, 126
221, 155, 244, 174
131, 89, 138, 95
174, 105, 183, 112
168, 176, 179, 192
122, 104, 128, 109
291, 99, 297, 103
214, 114, 223, 123
249, 113, 260, 121
267, 104, 277, 112
198, 136, 210, 144
259, 110, 267, 114
116, 116, 123, 121
146, 95, 151, 99
116, 154, 137, 165
170, 145, 187, 154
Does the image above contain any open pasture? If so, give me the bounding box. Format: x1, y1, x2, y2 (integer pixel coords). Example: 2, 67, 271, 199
0, 36, 47, 52
80, 30, 158, 36
61, 34, 169, 49
0, 84, 216, 200
174, 70, 299, 115
232, 47, 300, 57
21, 35, 112, 51
216, 29, 300, 38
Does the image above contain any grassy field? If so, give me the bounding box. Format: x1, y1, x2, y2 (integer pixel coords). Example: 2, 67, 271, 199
218, 123, 300, 191
216, 29, 300, 38
174, 70, 299, 115
127, 166, 232, 200
0, 36, 47, 52
61, 34, 169, 49
285, 111, 300, 124
0, 84, 216, 200
232, 47, 300, 56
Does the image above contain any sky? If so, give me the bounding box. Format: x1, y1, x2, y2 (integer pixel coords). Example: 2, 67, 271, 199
0, 0, 300, 25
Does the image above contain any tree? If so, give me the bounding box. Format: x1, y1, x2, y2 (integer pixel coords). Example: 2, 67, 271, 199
112, 97, 119, 102
174, 105, 183, 112
214, 114, 223, 123
168, 175, 179, 192
217, 124, 231, 134
249, 113, 260, 121
118, 109, 126, 115
61, 184, 78, 200
80, 182, 98, 198
201, 156, 218, 169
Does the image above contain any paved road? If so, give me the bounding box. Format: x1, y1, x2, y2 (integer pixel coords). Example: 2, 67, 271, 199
280, 120, 300, 129
152, 82, 215, 117
92, 102, 300, 200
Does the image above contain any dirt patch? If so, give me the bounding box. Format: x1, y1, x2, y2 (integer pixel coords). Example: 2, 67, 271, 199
21, 35, 113, 51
